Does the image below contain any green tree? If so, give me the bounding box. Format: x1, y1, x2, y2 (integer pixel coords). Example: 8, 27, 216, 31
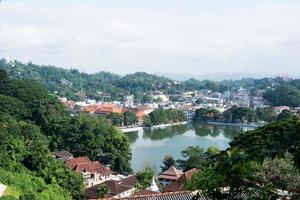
136, 169, 154, 190
277, 109, 293, 121
0, 69, 9, 90
177, 146, 207, 171
263, 85, 300, 107
97, 184, 109, 198
256, 107, 276, 123
194, 108, 208, 122
160, 155, 176, 172
107, 112, 123, 126
256, 152, 300, 193
123, 111, 137, 126
224, 106, 255, 124
0, 94, 31, 120
149, 109, 168, 125
142, 94, 153, 103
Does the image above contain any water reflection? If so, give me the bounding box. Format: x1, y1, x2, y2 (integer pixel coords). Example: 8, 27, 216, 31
143, 125, 188, 140
193, 123, 242, 139
127, 123, 249, 172
127, 131, 139, 143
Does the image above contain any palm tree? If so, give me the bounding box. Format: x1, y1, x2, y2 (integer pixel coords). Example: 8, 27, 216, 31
97, 184, 109, 198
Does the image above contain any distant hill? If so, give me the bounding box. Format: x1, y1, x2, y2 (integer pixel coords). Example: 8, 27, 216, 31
0, 59, 177, 101
157, 72, 277, 81
1, 58, 298, 105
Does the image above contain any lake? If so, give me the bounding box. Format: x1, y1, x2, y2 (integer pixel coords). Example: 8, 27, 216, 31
126, 123, 251, 173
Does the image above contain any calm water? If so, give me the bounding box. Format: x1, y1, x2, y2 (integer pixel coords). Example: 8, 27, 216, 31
127, 123, 250, 173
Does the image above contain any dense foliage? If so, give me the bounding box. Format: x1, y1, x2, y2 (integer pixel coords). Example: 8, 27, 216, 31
194, 106, 256, 124
149, 109, 186, 125
186, 117, 300, 199
0, 69, 132, 199
264, 85, 300, 107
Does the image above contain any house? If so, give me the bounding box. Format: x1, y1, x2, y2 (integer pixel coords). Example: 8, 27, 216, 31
163, 168, 198, 192
124, 96, 134, 108
66, 157, 112, 188
84, 175, 138, 199
157, 166, 183, 186
51, 150, 73, 162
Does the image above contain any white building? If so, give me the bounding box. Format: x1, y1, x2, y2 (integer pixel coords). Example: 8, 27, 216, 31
124, 95, 134, 108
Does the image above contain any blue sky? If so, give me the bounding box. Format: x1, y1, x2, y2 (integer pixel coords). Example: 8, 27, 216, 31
0, 0, 300, 77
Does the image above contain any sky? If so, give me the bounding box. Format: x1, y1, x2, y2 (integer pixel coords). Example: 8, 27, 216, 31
0, 0, 300, 77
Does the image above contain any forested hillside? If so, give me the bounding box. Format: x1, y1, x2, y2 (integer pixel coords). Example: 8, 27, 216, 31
0, 69, 131, 199
3, 59, 300, 106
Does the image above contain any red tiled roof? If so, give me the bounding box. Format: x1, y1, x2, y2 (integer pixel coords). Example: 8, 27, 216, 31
75, 161, 112, 175
120, 175, 138, 187
84, 180, 132, 199
158, 166, 183, 181
66, 157, 112, 175
106, 180, 132, 196
133, 189, 158, 196
163, 168, 199, 193
184, 168, 198, 181
65, 157, 91, 169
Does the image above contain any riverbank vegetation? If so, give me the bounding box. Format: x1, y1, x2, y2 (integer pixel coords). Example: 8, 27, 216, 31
0, 69, 132, 199
148, 109, 186, 125
194, 105, 293, 124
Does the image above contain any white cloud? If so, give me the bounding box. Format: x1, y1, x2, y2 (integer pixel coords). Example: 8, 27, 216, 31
0, 0, 300, 76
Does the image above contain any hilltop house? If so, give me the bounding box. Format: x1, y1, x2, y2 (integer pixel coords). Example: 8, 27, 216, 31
66, 157, 112, 188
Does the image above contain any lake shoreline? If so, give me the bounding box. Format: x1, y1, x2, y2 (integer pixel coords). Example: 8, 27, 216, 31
121, 121, 261, 133
206, 121, 263, 128
121, 121, 188, 133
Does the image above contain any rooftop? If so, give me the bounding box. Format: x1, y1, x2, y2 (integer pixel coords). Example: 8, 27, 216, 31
66, 157, 111, 175
157, 166, 183, 181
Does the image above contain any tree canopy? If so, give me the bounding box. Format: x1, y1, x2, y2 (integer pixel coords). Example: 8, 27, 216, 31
0, 70, 132, 199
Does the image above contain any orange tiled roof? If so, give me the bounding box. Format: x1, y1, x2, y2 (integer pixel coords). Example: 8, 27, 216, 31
84, 104, 123, 114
